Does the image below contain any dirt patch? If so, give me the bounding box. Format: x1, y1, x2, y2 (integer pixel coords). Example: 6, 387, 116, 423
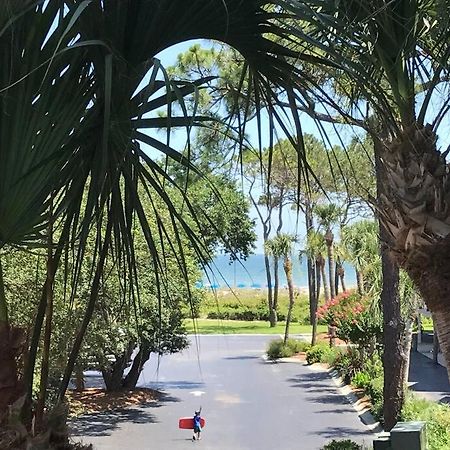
67, 388, 160, 418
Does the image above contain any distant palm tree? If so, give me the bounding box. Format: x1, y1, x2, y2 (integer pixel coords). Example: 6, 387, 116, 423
266, 234, 296, 343
304, 230, 328, 345
341, 221, 380, 295
314, 204, 342, 299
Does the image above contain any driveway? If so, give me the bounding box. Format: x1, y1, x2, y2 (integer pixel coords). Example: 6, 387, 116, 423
72, 335, 374, 450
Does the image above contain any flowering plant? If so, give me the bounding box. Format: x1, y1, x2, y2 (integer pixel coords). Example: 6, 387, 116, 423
317, 291, 381, 347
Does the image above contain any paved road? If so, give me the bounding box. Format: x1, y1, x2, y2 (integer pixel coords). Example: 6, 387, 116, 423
409, 351, 450, 403
73, 335, 374, 450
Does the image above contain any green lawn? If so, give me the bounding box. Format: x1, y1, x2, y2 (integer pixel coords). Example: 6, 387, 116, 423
184, 319, 327, 335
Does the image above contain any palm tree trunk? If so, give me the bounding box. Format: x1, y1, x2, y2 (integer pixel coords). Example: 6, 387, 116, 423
376, 138, 406, 431
334, 263, 339, 296
320, 259, 330, 302
380, 244, 405, 431
325, 230, 335, 298
273, 257, 280, 312
307, 256, 316, 323
36, 215, 55, 429
305, 204, 316, 324
339, 269, 346, 292
311, 260, 321, 346
264, 252, 276, 327
283, 257, 294, 344
356, 269, 364, 295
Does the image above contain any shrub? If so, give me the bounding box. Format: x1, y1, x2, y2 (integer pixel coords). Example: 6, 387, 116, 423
331, 348, 363, 383
322, 346, 346, 367
351, 371, 371, 390
306, 343, 330, 364
267, 338, 310, 360
316, 291, 382, 348
401, 394, 450, 450
321, 439, 362, 450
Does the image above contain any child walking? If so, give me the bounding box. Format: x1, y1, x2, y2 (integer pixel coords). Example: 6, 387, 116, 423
192, 409, 202, 441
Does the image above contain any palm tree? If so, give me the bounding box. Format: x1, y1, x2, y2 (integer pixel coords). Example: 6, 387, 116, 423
341, 221, 380, 295
265, 234, 296, 343
304, 230, 328, 345
296, 0, 450, 428
314, 204, 342, 299
0, 0, 331, 439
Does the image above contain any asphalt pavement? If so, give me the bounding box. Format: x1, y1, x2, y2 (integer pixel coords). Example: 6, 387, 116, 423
72, 335, 374, 450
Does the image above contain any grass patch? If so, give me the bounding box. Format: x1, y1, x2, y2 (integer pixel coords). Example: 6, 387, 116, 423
184, 318, 327, 335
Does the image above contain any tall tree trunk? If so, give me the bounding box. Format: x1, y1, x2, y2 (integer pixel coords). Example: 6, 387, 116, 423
380, 242, 405, 431
101, 341, 135, 391
283, 257, 294, 344
318, 255, 330, 302
325, 230, 335, 298
74, 365, 85, 392
376, 138, 405, 431
334, 262, 339, 296
338, 265, 346, 292
273, 257, 280, 313
311, 260, 322, 346
57, 220, 112, 402
356, 269, 364, 295
264, 252, 276, 327
36, 215, 55, 429
305, 204, 316, 324
22, 222, 69, 425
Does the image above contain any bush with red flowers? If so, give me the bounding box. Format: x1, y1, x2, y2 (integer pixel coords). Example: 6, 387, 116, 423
316, 291, 382, 348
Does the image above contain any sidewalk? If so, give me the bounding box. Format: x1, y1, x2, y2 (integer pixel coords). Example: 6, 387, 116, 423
408, 350, 450, 403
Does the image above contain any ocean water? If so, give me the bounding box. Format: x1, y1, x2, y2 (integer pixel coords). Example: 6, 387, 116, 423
201, 253, 356, 289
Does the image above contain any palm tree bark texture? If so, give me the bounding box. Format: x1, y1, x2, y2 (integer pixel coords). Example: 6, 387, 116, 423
377, 125, 450, 380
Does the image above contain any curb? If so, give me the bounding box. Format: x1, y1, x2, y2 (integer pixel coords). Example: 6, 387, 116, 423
328, 368, 383, 433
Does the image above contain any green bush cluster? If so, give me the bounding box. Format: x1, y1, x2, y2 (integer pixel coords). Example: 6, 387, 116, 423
199, 291, 311, 323
304, 343, 344, 365
401, 394, 450, 450
266, 338, 311, 360
351, 372, 371, 389
321, 439, 362, 450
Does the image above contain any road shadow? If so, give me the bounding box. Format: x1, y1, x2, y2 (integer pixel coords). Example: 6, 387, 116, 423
70, 391, 181, 437
145, 381, 205, 390
288, 371, 336, 392
70, 406, 158, 437
223, 355, 260, 361
288, 371, 353, 408
311, 426, 370, 439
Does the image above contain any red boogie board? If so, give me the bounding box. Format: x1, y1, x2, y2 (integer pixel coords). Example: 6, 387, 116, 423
178, 417, 206, 429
